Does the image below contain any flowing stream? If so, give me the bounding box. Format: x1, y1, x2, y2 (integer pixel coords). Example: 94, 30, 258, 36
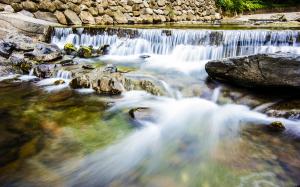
0, 27, 299, 186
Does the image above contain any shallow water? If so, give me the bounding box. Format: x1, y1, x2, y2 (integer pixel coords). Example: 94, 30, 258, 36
0, 27, 300, 187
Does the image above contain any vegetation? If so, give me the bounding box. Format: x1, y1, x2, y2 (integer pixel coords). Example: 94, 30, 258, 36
216, 0, 300, 14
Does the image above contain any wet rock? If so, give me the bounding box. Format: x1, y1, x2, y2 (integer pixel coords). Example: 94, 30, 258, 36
129, 107, 153, 121
54, 79, 65, 85
82, 64, 95, 70
206, 53, 300, 89
33, 64, 57, 78
124, 78, 164, 96
64, 43, 77, 55
77, 46, 92, 58
103, 64, 117, 73
59, 55, 75, 66
70, 66, 125, 95
25, 43, 62, 62
98, 44, 110, 55
0, 42, 16, 58
267, 121, 285, 132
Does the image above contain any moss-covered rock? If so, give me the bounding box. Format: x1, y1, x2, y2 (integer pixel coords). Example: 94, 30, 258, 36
78, 46, 92, 58
267, 121, 285, 132
54, 80, 65, 85
64, 43, 77, 55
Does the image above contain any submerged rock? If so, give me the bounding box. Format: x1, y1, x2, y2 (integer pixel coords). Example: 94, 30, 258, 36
129, 107, 154, 122
205, 53, 300, 89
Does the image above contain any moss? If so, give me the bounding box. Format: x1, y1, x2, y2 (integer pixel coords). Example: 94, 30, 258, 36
64, 43, 77, 55
268, 121, 285, 132
78, 46, 92, 58
117, 65, 137, 73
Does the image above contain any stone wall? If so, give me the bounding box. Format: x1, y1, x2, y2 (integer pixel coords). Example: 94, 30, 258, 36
0, 0, 221, 25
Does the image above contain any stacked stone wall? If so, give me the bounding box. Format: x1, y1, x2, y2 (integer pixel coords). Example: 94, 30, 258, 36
0, 0, 221, 25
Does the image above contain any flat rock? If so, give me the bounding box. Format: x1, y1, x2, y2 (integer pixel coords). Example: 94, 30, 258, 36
34, 11, 58, 23
205, 53, 300, 89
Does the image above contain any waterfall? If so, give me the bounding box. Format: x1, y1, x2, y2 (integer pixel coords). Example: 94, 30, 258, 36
56, 70, 72, 79
51, 27, 300, 62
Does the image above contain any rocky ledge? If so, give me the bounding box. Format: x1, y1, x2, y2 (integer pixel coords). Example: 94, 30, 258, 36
205, 53, 300, 89
0, 32, 165, 96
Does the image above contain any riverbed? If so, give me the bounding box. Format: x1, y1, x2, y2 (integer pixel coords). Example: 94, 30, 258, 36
0, 27, 299, 187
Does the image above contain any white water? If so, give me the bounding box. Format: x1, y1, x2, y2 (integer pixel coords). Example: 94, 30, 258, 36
52, 28, 300, 59
49, 28, 300, 186
63, 91, 300, 186
52, 28, 300, 73
36, 70, 72, 92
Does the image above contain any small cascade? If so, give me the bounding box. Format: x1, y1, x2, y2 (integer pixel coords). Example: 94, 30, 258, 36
51, 27, 300, 61
29, 68, 34, 76
211, 86, 221, 103
56, 70, 72, 79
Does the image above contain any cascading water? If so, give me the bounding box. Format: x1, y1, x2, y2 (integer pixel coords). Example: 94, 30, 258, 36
47, 27, 300, 186
52, 28, 300, 62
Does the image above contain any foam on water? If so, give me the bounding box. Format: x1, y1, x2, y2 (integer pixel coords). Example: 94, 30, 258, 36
62, 91, 300, 186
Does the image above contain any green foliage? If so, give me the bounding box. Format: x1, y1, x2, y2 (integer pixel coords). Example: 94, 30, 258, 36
216, 0, 300, 14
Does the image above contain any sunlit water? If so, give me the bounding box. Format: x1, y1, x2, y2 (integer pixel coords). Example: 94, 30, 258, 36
0, 27, 299, 186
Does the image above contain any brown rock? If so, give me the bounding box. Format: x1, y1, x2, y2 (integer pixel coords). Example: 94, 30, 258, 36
22, 1, 38, 12
79, 11, 95, 24
11, 3, 23, 12
64, 9, 82, 25
34, 11, 58, 23
54, 11, 68, 25
39, 0, 56, 12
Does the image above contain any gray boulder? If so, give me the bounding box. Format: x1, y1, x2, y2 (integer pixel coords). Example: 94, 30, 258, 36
25, 43, 62, 62
205, 53, 300, 89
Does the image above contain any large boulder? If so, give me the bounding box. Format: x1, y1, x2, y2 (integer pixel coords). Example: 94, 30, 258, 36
205, 53, 300, 89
